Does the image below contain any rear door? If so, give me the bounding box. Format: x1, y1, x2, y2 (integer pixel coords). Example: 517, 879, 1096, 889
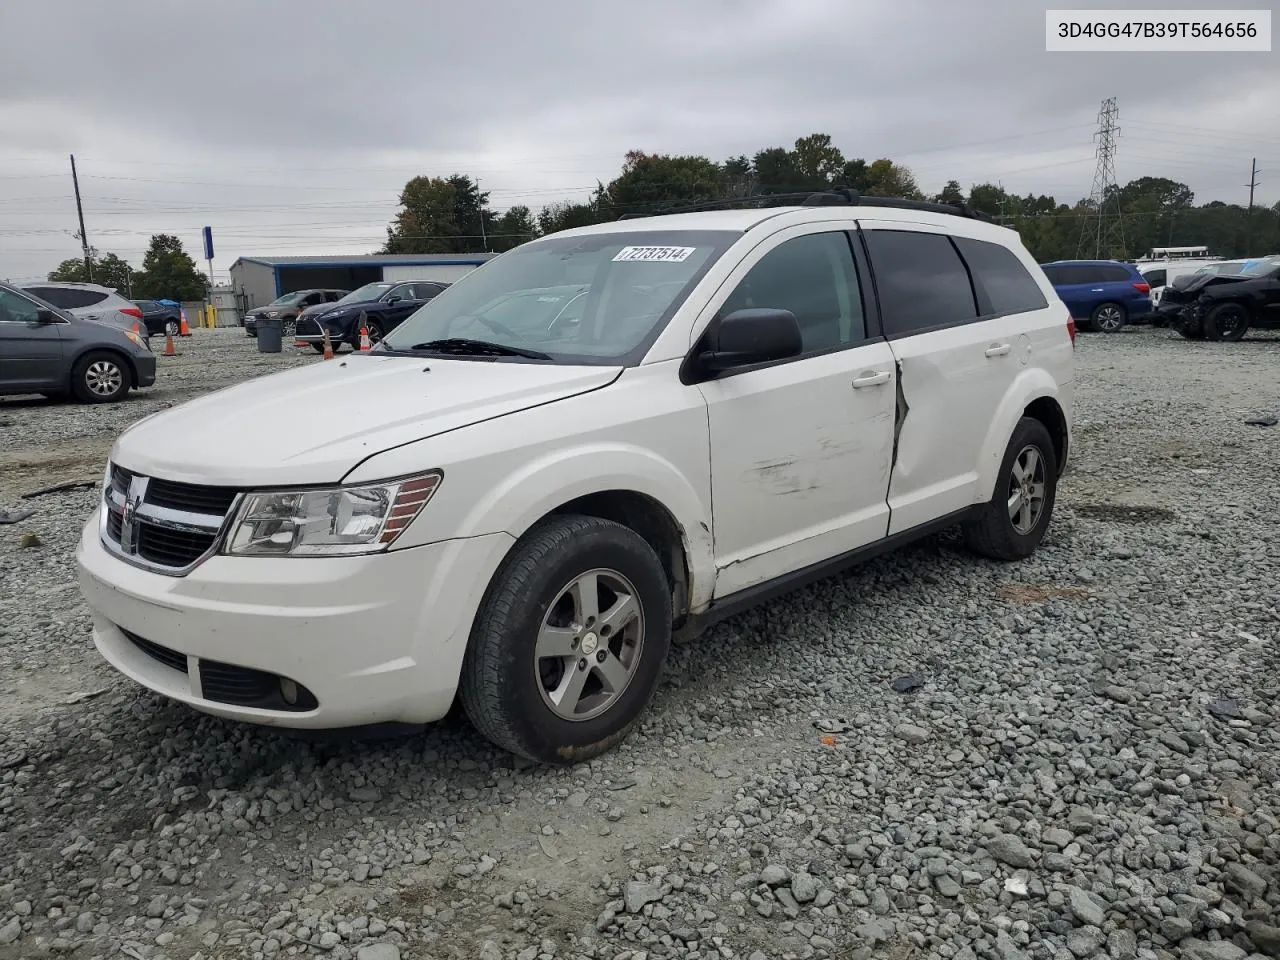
860, 223, 1049, 534
1098, 263, 1147, 313
0, 288, 65, 390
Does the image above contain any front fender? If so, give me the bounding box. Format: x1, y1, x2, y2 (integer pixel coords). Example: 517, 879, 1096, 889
449, 443, 716, 610
975, 369, 1068, 502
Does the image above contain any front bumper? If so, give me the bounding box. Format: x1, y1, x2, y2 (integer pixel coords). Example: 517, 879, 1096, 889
133, 353, 157, 388
76, 508, 515, 729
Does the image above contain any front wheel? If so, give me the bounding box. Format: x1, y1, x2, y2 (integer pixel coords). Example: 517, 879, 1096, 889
1204, 303, 1250, 342
1091, 302, 1126, 333
963, 417, 1059, 561
71, 351, 131, 404
460, 515, 673, 764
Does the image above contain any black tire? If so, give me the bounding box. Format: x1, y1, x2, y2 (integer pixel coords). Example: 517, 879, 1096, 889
1090, 301, 1126, 333
962, 417, 1059, 561
1204, 302, 1250, 342
70, 351, 131, 404
365, 319, 384, 346
460, 515, 673, 764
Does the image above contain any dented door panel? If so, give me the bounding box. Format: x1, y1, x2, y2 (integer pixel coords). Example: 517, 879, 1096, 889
702, 341, 898, 597
883, 312, 1031, 535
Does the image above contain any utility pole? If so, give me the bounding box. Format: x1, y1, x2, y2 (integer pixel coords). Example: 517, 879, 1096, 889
476, 176, 489, 252
70, 154, 93, 281
1245, 158, 1260, 251
1077, 97, 1125, 260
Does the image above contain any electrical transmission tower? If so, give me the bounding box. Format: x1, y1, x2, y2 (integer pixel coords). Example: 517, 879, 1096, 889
1077, 97, 1126, 260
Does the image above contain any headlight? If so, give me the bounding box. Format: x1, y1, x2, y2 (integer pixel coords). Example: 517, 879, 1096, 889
266, 310, 280, 318
125, 329, 147, 349
224, 472, 442, 557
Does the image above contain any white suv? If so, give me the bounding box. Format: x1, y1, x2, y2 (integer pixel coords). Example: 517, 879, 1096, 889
76, 193, 1074, 764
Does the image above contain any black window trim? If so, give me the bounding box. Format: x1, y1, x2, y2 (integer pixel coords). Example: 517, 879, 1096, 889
953, 234, 1050, 321
680, 226, 887, 386
856, 224, 1050, 342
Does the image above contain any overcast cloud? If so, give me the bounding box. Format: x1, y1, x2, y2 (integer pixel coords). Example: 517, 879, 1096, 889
1, 0, 1277, 284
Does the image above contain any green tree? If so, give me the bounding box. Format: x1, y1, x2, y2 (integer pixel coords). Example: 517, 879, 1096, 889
752, 147, 801, 193
48, 252, 135, 293
444, 174, 495, 254
594, 150, 726, 217
133, 235, 206, 301
839, 159, 872, 192
384, 176, 460, 254
790, 133, 845, 189
490, 205, 538, 252
864, 159, 922, 199
934, 180, 965, 205
536, 200, 605, 236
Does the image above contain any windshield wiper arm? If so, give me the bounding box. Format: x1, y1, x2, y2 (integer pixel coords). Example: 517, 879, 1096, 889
403, 338, 553, 360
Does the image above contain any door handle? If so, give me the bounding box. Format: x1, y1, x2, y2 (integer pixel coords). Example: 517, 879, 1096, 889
851, 370, 891, 388
1091, 288, 1104, 292
984, 343, 1011, 357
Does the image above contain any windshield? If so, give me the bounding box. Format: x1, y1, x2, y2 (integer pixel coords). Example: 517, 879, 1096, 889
270, 291, 305, 305
337, 281, 397, 305
379, 230, 738, 364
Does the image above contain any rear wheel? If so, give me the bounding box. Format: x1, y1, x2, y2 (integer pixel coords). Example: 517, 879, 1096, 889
71, 351, 131, 404
1204, 302, 1250, 342
165, 319, 179, 338
365, 319, 384, 345
460, 515, 672, 764
1091, 302, 1126, 333
963, 417, 1058, 561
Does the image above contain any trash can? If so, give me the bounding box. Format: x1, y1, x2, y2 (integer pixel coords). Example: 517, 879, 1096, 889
256, 317, 283, 353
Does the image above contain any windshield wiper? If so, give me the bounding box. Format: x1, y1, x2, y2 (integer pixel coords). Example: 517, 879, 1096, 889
402, 338, 553, 361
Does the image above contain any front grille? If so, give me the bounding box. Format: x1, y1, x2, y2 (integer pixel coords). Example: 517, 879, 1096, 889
119, 629, 318, 713
135, 524, 216, 567
147, 478, 238, 515
103, 464, 240, 574
295, 318, 320, 336
123, 629, 189, 674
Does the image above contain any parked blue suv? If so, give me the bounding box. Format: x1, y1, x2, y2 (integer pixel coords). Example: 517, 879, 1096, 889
1040, 260, 1152, 332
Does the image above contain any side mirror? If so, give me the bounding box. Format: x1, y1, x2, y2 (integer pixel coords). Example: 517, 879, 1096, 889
697, 308, 802, 372
387, 296, 402, 305
35, 308, 57, 324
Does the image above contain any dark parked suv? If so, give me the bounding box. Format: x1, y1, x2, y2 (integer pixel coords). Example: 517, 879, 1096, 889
293, 280, 449, 351
1041, 260, 1153, 332
243, 289, 347, 338
0, 283, 156, 403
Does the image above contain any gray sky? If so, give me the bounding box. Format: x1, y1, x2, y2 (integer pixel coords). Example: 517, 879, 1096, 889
2, 0, 1277, 284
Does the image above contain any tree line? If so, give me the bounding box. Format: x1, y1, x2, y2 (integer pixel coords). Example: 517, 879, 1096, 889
48, 233, 209, 301
385, 132, 1280, 263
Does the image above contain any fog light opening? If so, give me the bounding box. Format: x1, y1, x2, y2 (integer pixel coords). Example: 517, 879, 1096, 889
280, 678, 298, 706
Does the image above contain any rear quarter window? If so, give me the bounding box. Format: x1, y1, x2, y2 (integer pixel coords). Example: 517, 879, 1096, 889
953, 237, 1048, 315
1102, 265, 1135, 282
1142, 269, 1167, 287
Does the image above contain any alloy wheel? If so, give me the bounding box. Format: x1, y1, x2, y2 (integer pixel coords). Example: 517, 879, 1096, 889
1007, 445, 1047, 535
535, 568, 645, 722
85, 361, 123, 398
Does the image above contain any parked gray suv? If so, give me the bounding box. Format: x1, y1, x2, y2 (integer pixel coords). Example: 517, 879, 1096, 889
0, 283, 157, 403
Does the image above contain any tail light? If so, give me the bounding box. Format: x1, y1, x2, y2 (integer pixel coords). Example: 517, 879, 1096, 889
1067, 317, 1077, 346
1132, 282, 1150, 294
119, 306, 144, 319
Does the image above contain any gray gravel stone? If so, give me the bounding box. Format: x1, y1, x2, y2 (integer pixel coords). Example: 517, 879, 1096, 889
1068, 885, 1105, 927
623, 881, 662, 914
356, 947, 401, 960
0, 917, 20, 945
986, 834, 1035, 868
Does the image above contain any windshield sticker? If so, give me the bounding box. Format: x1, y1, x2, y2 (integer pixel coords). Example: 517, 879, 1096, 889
612, 245, 696, 263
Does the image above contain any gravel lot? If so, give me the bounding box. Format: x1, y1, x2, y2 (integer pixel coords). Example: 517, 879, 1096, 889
1, 326, 1277, 960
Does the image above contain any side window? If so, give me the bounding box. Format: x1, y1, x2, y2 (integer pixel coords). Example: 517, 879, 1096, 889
1143, 269, 1166, 287
0, 289, 42, 322
719, 231, 866, 353
1102, 265, 1133, 282
863, 229, 978, 337
302, 293, 323, 306
953, 237, 1048, 315
25, 287, 70, 308
1041, 266, 1064, 286
62, 289, 109, 309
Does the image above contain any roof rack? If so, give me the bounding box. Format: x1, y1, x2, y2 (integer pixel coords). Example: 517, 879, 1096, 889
617, 188, 993, 223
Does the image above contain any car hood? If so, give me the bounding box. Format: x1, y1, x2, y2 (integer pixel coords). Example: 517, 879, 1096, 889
110, 354, 621, 486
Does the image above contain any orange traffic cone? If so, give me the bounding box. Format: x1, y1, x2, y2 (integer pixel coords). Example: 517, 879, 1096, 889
322, 328, 334, 360
359, 324, 372, 351
179, 310, 191, 337
164, 333, 178, 356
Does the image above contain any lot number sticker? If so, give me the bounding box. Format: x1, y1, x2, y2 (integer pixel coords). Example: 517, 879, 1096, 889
612, 245, 697, 263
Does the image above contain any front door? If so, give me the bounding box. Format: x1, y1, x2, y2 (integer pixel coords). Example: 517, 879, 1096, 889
0, 289, 65, 391
697, 227, 897, 597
